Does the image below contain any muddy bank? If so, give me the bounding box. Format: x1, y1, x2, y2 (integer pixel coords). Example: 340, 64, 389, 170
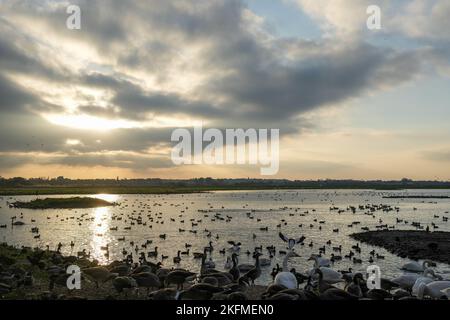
350, 230, 450, 264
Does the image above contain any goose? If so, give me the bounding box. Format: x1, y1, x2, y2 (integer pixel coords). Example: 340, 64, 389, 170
228, 253, 240, 281
238, 262, 255, 273
307, 269, 335, 294
165, 270, 196, 290
401, 260, 435, 273
148, 247, 158, 258
149, 288, 179, 300
345, 273, 364, 298
131, 272, 161, 293
320, 287, 359, 300
131, 264, 153, 275
82, 267, 118, 288
380, 278, 400, 291
261, 284, 287, 299
178, 283, 224, 300
109, 264, 131, 276
222, 276, 249, 294
366, 288, 393, 300
274, 250, 299, 289
173, 251, 181, 264
112, 276, 137, 294
242, 252, 262, 285
205, 266, 235, 283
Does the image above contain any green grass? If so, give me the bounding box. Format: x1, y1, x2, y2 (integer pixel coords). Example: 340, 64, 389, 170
11, 197, 116, 209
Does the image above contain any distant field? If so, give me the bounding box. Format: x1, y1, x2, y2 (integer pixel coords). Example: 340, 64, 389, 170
0, 185, 449, 196
0, 185, 267, 196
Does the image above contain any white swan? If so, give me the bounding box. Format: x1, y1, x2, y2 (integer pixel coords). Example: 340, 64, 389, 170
392, 268, 435, 290
412, 269, 440, 296
401, 260, 433, 273
417, 281, 450, 299
274, 250, 299, 289
308, 267, 343, 284
308, 254, 331, 268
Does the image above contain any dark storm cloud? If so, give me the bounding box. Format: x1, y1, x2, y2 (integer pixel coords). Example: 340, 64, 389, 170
0, 74, 35, 112
0, 0, 429, 171
45, 153, 174, 170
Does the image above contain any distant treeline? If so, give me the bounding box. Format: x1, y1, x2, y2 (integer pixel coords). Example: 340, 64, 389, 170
0, 176, 449, 189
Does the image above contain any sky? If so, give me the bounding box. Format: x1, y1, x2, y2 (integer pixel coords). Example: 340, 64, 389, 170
0, 0, 450, 180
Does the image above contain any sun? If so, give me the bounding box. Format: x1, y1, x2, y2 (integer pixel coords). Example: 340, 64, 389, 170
43, 113, 140, 131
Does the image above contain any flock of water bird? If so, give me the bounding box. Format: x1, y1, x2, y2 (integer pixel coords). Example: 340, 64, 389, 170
0, 190, 449, 300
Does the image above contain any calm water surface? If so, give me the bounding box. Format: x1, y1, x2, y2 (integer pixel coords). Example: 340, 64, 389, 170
1, 189, 449, 284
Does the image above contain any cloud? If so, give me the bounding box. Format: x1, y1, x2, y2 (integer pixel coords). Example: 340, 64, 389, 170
423, 150, 450, 162
0, 0, 443, 174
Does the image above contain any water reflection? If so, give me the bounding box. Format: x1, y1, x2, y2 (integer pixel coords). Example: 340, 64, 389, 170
90, 206, 111, 264
92, 194, 120, 203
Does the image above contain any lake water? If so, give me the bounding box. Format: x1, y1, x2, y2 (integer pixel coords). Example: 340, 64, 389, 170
1, 189, 449, 284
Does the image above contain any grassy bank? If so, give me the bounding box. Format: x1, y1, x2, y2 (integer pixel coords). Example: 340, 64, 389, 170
11, 197, 116, 209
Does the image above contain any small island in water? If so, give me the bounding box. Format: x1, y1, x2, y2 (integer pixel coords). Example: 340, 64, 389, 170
11, 197, 117, 209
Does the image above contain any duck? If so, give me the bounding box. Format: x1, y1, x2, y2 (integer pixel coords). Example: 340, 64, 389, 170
274, 250, 299, 289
